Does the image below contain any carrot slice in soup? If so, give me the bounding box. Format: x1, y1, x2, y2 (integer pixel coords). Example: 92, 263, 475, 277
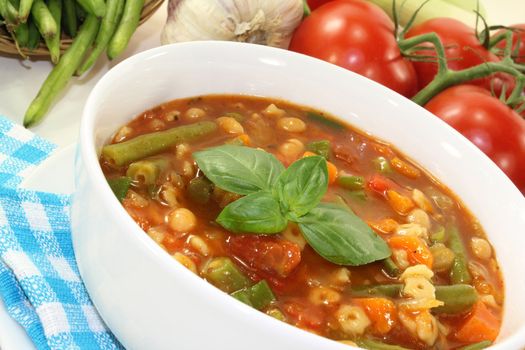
455, 301, 501, 343
388, 235, 433, 268
354, 297, 397, 334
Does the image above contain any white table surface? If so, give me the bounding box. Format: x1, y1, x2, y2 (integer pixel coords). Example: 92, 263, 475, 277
0, 1, 523, 349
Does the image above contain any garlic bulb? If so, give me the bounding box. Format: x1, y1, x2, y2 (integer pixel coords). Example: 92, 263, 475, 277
161, 0, 304, 48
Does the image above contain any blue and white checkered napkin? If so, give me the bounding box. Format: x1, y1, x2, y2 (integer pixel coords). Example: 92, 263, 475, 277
0, 116, 122, 349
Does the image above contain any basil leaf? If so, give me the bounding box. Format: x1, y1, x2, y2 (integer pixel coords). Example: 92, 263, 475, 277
297, 203, 391, 265
275, 155, 328, 218
193, 145, 284, 195
217, 191, 287, 234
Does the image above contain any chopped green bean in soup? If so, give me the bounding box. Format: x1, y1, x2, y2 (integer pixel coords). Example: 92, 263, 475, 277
100, 95, 504, 349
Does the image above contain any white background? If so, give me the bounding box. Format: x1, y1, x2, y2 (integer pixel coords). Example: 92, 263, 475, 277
0, 0, 524, 149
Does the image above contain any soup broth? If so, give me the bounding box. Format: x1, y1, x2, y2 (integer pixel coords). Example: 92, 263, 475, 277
100, 95, 503, 350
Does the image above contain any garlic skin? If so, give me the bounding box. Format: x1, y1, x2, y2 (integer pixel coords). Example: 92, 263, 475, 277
161, 0, 304, 48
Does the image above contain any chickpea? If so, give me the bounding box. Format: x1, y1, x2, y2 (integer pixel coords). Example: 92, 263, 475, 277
167, 208, 196, 232
184, 107, 206, 120
217, 116, 244, 134
278, 139, 304, 160
430, 243, 455, 272
407, 208, 431, 230
277, 117, 306, 133
395, 223, 428, 239
173, 252, 197, 273
412, 189, 433, 212
262, 103, 286, 117
470, 237, 492, 260
188, 235, 210, 256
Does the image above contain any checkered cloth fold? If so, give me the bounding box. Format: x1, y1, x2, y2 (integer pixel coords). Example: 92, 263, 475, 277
0, 116, 122, 349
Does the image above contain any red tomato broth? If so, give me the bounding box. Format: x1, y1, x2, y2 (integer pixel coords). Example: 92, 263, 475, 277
100, 95, 504, 349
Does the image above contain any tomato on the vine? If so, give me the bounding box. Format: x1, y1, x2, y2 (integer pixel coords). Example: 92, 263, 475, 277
290, 0, 418, 98
425, 85, 525, 193
494, 24, 525, 64
406, 18, 513, 95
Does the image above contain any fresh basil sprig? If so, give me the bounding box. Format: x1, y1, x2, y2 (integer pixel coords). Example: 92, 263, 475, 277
193, 145, 284, 195
297, 203, 391, 265
216, 191, 287, 234
193, 145, 390, 266
275, 155, 328, 218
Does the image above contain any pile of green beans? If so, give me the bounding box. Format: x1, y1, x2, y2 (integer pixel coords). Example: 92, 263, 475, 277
0, 0, 147, 127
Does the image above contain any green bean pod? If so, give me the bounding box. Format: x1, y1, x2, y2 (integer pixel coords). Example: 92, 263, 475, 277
76, 0, 123, 75
23, 15, 100, 127
448, 226, 472, 284
457, 340, 492, 350
382, 257, 400, 278
46, 0, 62, 63
307, 111, 345, 130
18, 0, 33, 22
433, 284, 478, 314
101, 121, 218, 166
0, 0, 19, 26
75, 0, 85, 20
107, 176, 131, 202
357, 339, 410, 350
27, 19, 41, 50
62, 0, 77, 37
76, 0, 106, 17
352, 283, 478, 314
306, 140, 331, 159
203, 257, 251, 294
231, 280, 275, 310
30, 0, 57, 38
338, 174, 365, 191
15, 22, 30, 47
106, 0, 144, 59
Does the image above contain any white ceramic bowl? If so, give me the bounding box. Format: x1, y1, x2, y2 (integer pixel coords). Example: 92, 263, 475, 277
72, 41, 525, 350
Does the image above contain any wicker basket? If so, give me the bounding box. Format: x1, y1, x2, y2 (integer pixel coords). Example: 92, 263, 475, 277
0, 0, 164, 58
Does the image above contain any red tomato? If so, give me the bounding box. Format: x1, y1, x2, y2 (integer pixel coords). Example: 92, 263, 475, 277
307, 0, 332, 11
290, 0, 418, 98
405, 18, 514, 94
367, 174, 395, 195
282, 300, 325, 330
229, 235, 301, 279
495, 24, 525, 64
425, 85, 525, 193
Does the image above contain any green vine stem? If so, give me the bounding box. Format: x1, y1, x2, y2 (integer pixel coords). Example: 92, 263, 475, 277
399, 31, 525, 107
411, 62, 525, 106
302, 0, 311, 17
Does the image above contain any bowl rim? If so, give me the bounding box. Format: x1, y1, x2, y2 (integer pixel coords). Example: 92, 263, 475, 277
79, 40, 525, 349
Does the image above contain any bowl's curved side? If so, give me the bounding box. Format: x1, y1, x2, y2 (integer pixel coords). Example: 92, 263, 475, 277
73, 41, 525, 349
